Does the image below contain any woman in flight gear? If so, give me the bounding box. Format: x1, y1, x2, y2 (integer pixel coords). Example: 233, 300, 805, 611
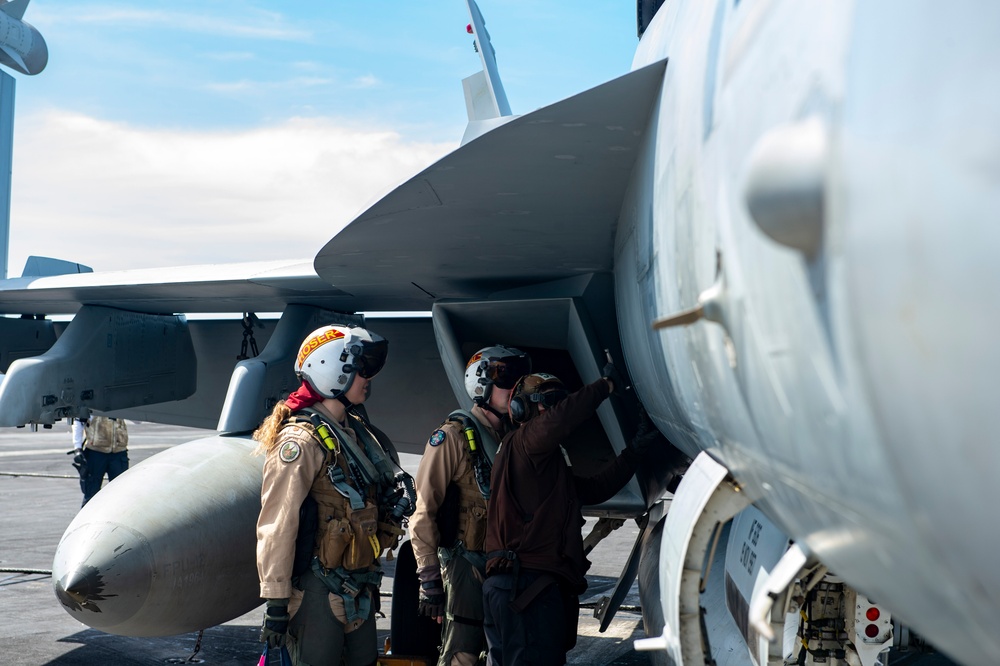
254, 324, 405, 666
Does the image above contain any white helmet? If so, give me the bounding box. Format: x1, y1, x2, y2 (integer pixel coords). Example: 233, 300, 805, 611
294, 325, 388, 399
464, 345, 531, 404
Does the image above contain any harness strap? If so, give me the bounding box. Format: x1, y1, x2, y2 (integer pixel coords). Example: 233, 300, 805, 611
485, 549, 559, 613
348, 413, 398, 488
326, 464, 366, 511
508, 573, 559, 613
442, 541, 488, 573
486, 549, 518, 562
305, 409, 381, 486
448, 410, 498, 500
289, 407, 369, 511
298, 407, 394, 500
450, 615, 484, 627
486, 549, 521, 605
309, 558, 384, 624
456, 409, 500, 463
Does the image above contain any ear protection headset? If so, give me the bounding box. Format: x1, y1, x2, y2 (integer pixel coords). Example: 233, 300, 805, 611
508, 373, 568, 423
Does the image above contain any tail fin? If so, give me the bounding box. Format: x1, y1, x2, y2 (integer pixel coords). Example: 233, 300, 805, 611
20, 256, 93, 278
0, 0, 31, 21
463, 0, 512, 121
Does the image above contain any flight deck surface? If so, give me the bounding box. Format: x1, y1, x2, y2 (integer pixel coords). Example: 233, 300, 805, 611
0, 422, 648, 665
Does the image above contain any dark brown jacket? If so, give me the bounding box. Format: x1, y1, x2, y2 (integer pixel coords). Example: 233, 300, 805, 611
485, 379, 638, 592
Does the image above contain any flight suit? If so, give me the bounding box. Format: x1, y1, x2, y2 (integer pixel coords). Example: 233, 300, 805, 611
410, 404, 502, 666
258, 406, 399, 666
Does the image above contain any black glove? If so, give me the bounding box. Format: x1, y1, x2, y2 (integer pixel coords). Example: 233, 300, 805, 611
602, 359, 626, 395
417, 565, 445, 619
70, 450, 88, 478
260, 599, 290, 648
628, 409, 660, 457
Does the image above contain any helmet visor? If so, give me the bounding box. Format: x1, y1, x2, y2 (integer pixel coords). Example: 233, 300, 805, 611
486, 353, 532, 389
352, 336, 388, 379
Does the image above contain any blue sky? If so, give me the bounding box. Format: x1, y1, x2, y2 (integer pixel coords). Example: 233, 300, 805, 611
5, 1, 640, 274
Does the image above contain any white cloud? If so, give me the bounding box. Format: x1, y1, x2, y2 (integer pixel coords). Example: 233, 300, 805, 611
351, 75, 380, 89
202, 76, 335, 95
9, 111, 455, 274
206, 51, 257, 62
35, 7, 310, 41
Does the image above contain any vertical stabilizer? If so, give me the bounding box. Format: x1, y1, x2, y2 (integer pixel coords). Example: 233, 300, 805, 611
0, 70, 13, 280
0, 0, 30, 21
460, 1, 516, 145
464, 0, 511, 119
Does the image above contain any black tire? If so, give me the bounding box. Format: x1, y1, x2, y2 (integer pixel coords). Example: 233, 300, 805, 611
390, 540, 441, 658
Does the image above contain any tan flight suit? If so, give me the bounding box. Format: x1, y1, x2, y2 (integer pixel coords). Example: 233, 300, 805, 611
257, 404, 396, 666
410, 404, 502, 666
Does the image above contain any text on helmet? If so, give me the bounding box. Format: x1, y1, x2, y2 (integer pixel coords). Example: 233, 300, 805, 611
297, 328, 346, 367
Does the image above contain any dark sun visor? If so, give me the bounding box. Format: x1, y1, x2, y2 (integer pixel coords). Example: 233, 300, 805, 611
350, 334, 388, 379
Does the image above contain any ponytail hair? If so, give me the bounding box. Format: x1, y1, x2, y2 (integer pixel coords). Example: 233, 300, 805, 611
252, 401, 293, 456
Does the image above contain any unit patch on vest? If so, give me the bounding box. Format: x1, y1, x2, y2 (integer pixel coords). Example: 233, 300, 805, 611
429, 429, 446, 447
279, 441, 301, 463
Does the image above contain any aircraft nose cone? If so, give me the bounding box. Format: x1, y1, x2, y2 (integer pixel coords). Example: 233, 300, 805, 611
54, 564, 106, 611
52, 523, 153, 632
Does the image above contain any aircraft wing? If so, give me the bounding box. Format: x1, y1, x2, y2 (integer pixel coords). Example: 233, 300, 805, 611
0, 259, 345, 315
0, 259, 456, 448
314, 59, 668, 308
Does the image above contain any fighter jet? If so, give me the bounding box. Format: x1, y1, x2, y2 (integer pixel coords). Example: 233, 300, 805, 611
1, 1, 997, 665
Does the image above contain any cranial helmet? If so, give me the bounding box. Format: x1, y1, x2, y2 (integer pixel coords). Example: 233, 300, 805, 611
464, 345, 532, 405
294, 325, 388, 399
508, 372, 568, 423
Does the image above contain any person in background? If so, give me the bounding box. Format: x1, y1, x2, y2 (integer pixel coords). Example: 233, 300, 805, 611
71, 415, 129, 507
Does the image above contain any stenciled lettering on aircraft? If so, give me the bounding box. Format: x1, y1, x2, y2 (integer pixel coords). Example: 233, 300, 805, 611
739, 518, 763, 575
162, 553, 207, 589
297, 329, 346, 367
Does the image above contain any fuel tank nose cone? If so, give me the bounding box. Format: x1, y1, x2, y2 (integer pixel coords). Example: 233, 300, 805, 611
54, 564, 109, 612
52, 522, 153, 631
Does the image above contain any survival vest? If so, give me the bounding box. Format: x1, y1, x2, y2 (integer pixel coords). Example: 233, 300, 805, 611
284, 409, 406, 623
442, 409, 500, 552
83, 416, 128, 454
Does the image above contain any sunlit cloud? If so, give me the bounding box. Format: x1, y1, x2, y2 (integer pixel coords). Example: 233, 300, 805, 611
351, 75, 380, 89
201, 80, 257, 93
9, 111, 455, 273
33, 6, 310, 41
201, 76, 336, 95
206, 51, 256, 62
